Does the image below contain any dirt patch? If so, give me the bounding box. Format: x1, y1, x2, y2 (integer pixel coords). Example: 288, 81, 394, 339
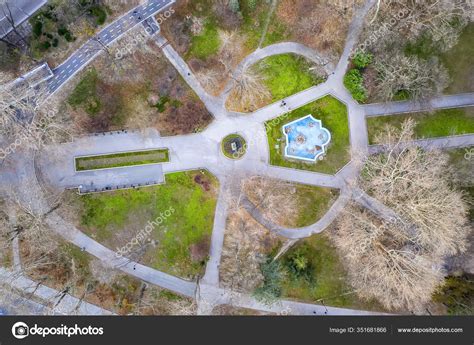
194, 173, 211, 191
220, 208, 281, 293
64, 30, 212, 136
160, 1, 253, 96
189, 235, 210, 263
274, 0, 363, 61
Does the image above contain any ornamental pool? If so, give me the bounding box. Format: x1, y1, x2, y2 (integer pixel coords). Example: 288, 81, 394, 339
282, 115, 331, 162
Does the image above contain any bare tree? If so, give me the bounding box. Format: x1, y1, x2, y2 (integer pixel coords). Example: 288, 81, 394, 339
366, 0, 471, 51
334, 120, 471, 312
134, 285, 197, 315
220, 208, 268, 293
335, 204, 445, 312
0, 72, 38, 138
1, 73, 73, 154
196, 68, 220, 91
364, 119, 469, 256
374, 54, 449, 101
217, 30, 246, 72
242, 176, 299, 228
227, 66, 271, 111
0, 3, 38, 63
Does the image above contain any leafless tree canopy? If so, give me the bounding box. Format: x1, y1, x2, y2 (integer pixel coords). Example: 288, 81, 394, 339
374, 54, 449, 102
365, 120, 470, 256
334, 120, 471, 312
361, 0, 472, 101
0, 72, 73, 151
336, 205, 445, 311
368, 0, 471, 51
220, 208, 281, 293
243, 176, 298, 227
227, 66, 271, 111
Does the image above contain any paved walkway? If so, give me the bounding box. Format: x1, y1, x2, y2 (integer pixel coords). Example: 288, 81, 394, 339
0, 0, 47, 38
2, 0, 474, 315
45, 212, 197, 298
369, 134, 474, 154
363, 93, 474, 117
241, 189, 351, 239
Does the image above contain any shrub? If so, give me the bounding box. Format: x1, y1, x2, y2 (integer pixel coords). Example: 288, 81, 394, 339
254, 258, 284, 304
352, 51, 373, 69
57, 26, 68, 36
247, 0, 257, 10
89, 5, 107, 26
39, 41, 51, 51
64, 32, 75, 42
229, 0, 240, 13
433, 275, 474, 315
284, 247, 313, 282
32, 19, 43, 37
343, 69, 367, 102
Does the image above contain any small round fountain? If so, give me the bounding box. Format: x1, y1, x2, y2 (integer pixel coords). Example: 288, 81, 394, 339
296, 134, 306, 145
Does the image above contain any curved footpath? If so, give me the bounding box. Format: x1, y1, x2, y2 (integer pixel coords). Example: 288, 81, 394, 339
2, 0, 474, 315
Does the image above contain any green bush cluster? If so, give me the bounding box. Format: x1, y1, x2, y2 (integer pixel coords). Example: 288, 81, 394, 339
284, 247, 314, 283
254, 258, 285, 304
247, 0, 257, 10
29, 1, 108, 57
344, 69, 367, 102
152, 95, 182, 113
30, 6, 76, 53
67, 68, 101, 116
229, 0, 240, 13
432, 275, 474, 315
352, 51, 373, 69
343, 50, 373, 103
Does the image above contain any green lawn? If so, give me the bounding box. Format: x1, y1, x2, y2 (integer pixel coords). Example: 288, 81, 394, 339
266, 95, 350, 174
67, 68, 102, 116
447, 147, 474, 221
441, 23, 474, 94
79, 170, 218, 279
181, 0, 283, 60
258, 54, 323, 102
293, 185, 339, 228
404, 23, 474, 94
241, 1, 286, 50
187, 18, 220, 60
367, 107, 474, 144
75, 149, 169, 171
278, 234, 381, 310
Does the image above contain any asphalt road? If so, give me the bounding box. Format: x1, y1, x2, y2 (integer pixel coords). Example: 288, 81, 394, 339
47, 0, 175, 93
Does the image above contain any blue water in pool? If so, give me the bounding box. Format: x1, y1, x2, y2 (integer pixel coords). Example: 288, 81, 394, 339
283, 115, 331, 162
